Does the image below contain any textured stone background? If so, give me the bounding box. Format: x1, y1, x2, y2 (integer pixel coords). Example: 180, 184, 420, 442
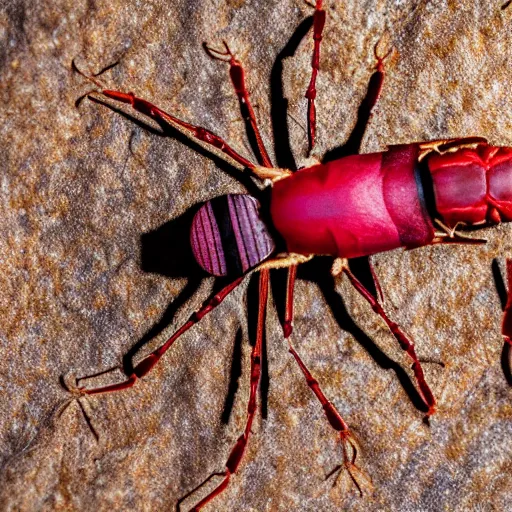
1, 0, 511, 511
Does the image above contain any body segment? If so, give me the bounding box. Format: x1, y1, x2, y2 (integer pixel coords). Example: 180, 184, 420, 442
270, 144, 434, 259
427, 144, 512, 227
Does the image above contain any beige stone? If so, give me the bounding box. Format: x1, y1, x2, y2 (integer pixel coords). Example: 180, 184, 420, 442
0, 1, 511, 510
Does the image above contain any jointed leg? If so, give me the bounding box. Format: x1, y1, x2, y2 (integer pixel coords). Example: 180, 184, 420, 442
287, 340, 363, 495
338, 40, 392, 158
305, 0, 326, 152
336, 260, 436, 417
363, 41, 392, 124
204, 41, 273, 168
74, 65, 290, 182
281, 259, 363, 493
95, 89, 274, 177
283, 264, 298, 339
94, 89, 290, 181
73, 276, 244, 395
185, 269, 269, 511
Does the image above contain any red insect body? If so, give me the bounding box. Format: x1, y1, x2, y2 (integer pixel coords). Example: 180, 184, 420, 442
272, 141, 512, 259
271, 144, 434, 259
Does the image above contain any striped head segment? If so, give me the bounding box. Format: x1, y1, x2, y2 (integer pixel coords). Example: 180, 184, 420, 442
190, 194, 276, 277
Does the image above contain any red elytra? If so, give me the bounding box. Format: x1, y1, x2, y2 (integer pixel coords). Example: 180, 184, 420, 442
69, 1, 512, 509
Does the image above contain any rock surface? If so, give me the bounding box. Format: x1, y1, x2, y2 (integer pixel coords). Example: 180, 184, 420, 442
1, 0, 511, 510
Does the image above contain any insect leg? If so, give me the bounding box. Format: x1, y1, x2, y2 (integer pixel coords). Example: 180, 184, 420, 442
186, 269, 269, 511
204, 41, 273, 168
305, 0, 326, 152
87, 89, 291, 182
283, 263, 298, 338
287, 340, 363, 495
364, 42, 392, 125
340, 264, 437, 418
281, 258, 363, 493
337, 40, 393, 159
72, 276, 244, 395
95, 88, 257, 166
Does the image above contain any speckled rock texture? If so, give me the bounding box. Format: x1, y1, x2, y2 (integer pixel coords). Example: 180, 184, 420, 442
1, 1, 511, 511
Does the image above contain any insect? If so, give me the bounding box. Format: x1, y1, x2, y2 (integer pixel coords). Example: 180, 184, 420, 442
69, 1, 512, 510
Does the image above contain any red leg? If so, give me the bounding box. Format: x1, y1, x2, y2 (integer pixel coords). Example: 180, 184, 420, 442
81, 42, 275, 176
502, 259, 512, 346
204, 42, 273, 168
283, 264, 298, 339
364, 42, 392, 119
341, 265, 437, 418
89, 89, 291, 181
368, 257, 385, 303
282, 260, 363, 493
326, 39, 392, 159
98, 89, 257, 168
305, 0, 326, 153
185, 269, 269, 511
287, 340, 364, 495
304, 11, 390, 154
75, 276, 244, 394
75, 62, 291, 182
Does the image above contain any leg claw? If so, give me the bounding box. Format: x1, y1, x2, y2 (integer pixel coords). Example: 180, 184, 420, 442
60, 373, 88, 396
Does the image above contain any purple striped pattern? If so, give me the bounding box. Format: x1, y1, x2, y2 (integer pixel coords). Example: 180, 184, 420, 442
190, 194, 275, 277
190, 201, 227, 276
